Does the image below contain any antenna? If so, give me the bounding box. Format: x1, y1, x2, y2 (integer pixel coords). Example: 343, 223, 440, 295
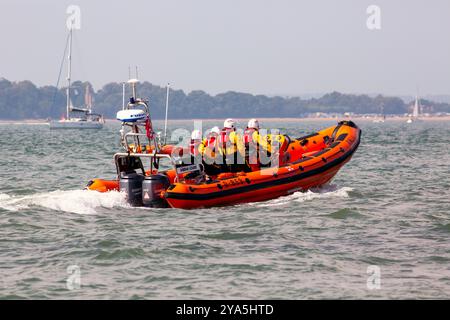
163, 83, 170, 145
127, 78, 139, 100
125, 66, 140, 100
66, 26, 73, 120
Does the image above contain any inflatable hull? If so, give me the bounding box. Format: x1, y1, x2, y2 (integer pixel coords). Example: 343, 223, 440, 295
87, 121, 361, 209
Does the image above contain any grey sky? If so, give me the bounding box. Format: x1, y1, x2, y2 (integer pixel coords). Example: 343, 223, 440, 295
1, 0, 449, 96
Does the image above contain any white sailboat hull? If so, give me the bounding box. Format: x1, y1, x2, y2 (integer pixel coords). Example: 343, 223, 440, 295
49, 119, 103, 129
406, 118, 422, 124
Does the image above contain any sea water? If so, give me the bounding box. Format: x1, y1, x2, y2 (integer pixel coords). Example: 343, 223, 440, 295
0, 120, 449, 299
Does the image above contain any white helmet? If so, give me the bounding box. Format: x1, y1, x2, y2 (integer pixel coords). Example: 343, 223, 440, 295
247, 118, 260, 129
210, 126, 220, 135
191, 129, 202, 140
223, 118, 236, 129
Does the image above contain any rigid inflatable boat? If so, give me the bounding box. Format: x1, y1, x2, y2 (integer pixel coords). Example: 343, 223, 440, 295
86, 81, 361, 209
163, 121, 360, 209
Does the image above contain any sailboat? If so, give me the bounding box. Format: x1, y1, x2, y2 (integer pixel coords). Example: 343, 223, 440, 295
49, 27, 104, 129
373, 103, 386, 123
406, 95, 420, 124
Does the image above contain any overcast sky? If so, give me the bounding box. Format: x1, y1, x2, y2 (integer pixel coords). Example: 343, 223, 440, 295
0, 0, 449, 96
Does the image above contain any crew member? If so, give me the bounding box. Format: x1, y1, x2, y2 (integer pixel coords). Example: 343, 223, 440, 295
218, 119, 247, 172
243, 119, 262, 171
199, 126, 222, 175
189, 129, 203, 165
200, 126, 220, 160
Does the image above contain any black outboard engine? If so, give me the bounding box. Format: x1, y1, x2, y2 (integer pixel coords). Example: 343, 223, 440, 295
142, 174, 170, 208
119, 171, 145, 206
117, 156, 146, 206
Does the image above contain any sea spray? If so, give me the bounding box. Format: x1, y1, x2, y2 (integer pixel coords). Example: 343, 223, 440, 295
254, 185, 353, 208
0, 190, 128, 214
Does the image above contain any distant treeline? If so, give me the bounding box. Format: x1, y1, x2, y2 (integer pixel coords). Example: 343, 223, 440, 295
1, 78, 449, 120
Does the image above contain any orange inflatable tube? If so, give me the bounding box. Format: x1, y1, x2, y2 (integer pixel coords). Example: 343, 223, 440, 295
86, 179, 119, 193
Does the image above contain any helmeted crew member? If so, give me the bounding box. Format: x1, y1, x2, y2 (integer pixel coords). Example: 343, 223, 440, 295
218, 119, 247, 172
243, 119, 262, 171
199, 126, 220, 159
189, 129, 203, 164
199, 126, 222, 175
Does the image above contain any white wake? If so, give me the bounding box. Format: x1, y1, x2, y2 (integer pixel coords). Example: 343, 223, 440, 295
0, 190, 129, 214
255, 185, 353, 207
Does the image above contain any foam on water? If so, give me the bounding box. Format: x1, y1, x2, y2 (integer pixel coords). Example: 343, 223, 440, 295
0, 185, 353, 213
0, 190, 129, 214
255, 185, 353, 207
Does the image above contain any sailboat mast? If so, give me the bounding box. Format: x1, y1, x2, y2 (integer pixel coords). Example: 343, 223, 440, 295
66, 27, 73, 120
417, 96, 421, 116
413, 95, 419, 118
163, 83, 170, 145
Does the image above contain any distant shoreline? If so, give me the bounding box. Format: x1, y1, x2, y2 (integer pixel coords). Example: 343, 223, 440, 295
1, 116, 450, 125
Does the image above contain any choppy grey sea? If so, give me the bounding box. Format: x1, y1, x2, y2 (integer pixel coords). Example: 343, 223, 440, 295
0, 119, 449, 299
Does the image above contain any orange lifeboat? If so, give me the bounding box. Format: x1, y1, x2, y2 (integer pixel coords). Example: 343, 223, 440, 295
163, 121, 361, 209
87, 121, 361, 209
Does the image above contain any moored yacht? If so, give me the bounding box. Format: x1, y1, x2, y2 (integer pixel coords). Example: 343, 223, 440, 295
49, 27, 104, 129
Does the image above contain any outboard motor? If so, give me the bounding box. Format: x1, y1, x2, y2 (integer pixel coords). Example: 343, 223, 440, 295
119, 171, 145, 206
142, 174, 170, 208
